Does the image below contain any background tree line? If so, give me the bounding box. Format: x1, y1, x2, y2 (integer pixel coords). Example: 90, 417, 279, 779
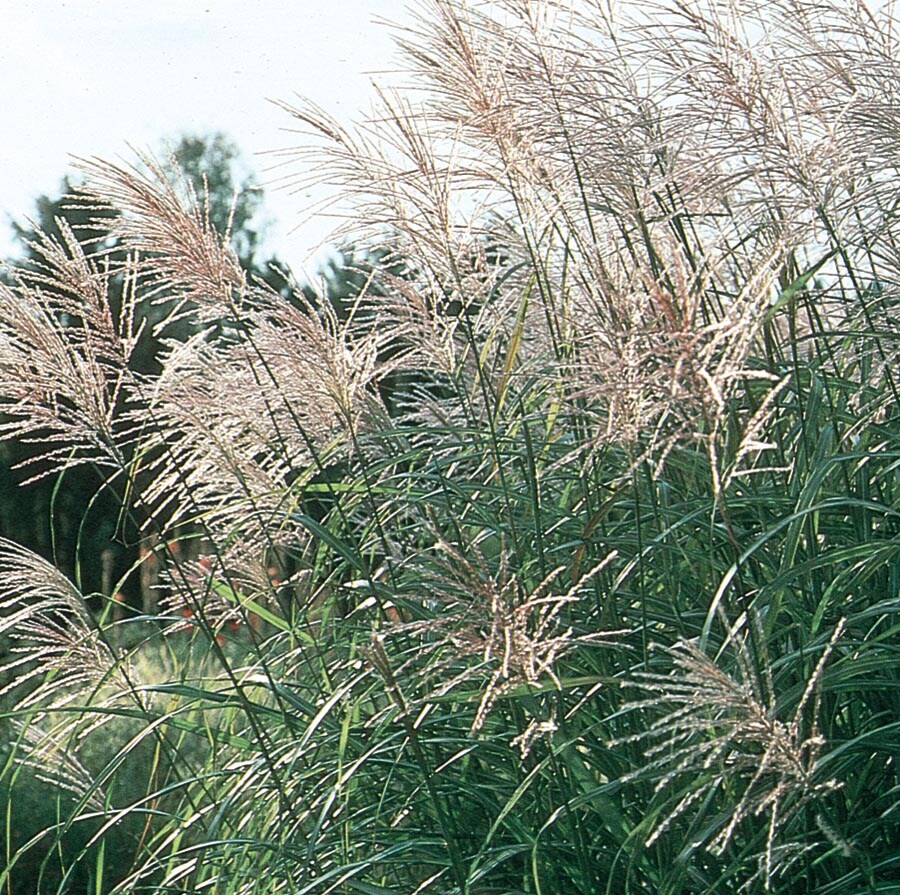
0, 132, 367, 607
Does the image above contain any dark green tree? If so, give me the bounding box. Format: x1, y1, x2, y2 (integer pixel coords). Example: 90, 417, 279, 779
9, 132, 291, 315
165, 133, 263, 268
0, 133, 292, 602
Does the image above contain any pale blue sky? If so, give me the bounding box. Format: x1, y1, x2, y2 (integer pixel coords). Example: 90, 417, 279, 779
1, 0, 413, 275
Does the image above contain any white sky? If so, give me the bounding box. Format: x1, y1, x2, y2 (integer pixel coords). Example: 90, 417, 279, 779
0, 0, 414, 278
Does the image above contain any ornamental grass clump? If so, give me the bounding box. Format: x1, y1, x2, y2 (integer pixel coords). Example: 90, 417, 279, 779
0, 1, 898, 893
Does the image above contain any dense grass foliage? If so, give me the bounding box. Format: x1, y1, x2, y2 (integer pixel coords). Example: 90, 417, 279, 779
0, 1, 899, 892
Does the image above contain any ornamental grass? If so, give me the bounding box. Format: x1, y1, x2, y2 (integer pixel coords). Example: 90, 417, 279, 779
0, 1, 898, 892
